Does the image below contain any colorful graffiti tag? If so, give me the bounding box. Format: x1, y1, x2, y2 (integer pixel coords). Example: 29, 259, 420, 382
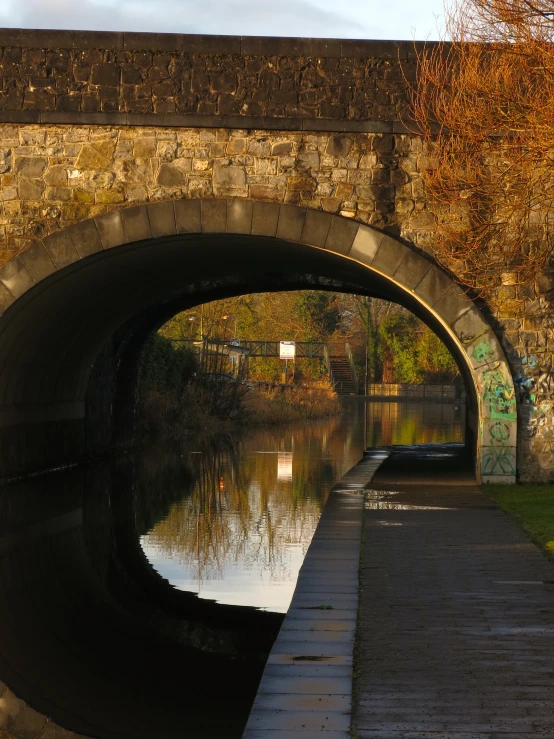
482, 367, 516, 421
483, 421, 516, 476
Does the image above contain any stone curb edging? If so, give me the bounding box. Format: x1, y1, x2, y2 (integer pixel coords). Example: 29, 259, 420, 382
242, 449, 388, 738
0, 29, 435, 58
0, 681, 88, 739
0, 110, 414, 133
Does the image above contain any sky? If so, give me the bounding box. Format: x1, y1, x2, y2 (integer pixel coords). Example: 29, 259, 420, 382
0, 0, 445, 41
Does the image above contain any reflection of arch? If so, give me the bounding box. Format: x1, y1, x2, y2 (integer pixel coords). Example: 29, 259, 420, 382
0, 199, 516, 482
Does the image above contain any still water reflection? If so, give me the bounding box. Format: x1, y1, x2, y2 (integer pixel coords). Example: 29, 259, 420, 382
140, 399, 465, 613
0, 399, 465, 739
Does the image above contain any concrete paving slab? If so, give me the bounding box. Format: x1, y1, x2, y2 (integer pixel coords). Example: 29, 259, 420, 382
279, 620, 355, 634
263, 661, 352, 675
268, 640, 353, 656
285, 609, 357, 621
246, 710, 350, 731
243, 731, 349, 739
257, 676, 352, 696
252, 694, 351, 712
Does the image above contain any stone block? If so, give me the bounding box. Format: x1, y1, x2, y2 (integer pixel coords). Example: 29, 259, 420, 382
369, 234, 406, 276
133, 138, 156, 158
148, 201, 176, 238
0, 283, 16, 315
451, 307, 491, 347
17, 243, 56, 282
44, 166, 68, 187
0, 688, 25, 730
252, 201, 280, 237
75, 141, 116, 170
325, 217, 359, 255
301, 210, 332, 248
213, 164, 247, 196
432, 285, 473, 327
35, 719, 72, 739
326, 135, 353, 158
227, 199, 253, 234
277, 204, 307, 242
10, 705, 47, 739
42, 230, 80, 269
174, 199, 201, 233
66, 219, 103, 258
14, 157, 47, 177
94, 211, 128, 249
201, 199, 227, 233
349, 224, 384, 265
91, 64, 120, 87
18, 178, 45, 200
120, 205, 152, 243
413, 264, 454, 307
157, 163, 187, 187
392, 249, 431, 290
95, 188, 125, 204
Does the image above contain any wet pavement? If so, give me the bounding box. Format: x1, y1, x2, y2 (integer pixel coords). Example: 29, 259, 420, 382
355, 444, 554, 739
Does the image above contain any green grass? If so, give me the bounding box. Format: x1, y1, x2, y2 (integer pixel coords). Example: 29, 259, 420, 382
485, 484, 554, 557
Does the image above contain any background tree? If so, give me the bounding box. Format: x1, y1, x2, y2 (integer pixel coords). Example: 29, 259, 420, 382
158, 291, 459, 386
412, 0, 554, 301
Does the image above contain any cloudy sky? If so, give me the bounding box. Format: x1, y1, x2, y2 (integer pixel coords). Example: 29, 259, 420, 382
0, 0, 445, 40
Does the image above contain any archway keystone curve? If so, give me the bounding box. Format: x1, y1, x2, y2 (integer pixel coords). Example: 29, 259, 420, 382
0, 198, 516, 483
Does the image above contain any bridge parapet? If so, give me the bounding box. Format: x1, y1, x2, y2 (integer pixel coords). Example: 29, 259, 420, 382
0, 30, 417, 131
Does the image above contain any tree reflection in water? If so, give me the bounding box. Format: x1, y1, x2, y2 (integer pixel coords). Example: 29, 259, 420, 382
137, 401, 465, 612
138, 416, 356, 611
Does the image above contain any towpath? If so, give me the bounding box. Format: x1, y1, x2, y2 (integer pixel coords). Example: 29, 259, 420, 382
355, 445, 554, 739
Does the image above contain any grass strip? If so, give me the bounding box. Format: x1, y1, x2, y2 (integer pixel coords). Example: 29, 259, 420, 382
485, 483, 554, 557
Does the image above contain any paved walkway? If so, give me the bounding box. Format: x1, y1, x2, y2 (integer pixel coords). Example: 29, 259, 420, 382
355, 444, 554, 739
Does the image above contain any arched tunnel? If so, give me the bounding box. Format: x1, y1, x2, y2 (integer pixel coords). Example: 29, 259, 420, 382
0, 198, 517, 738
0, 198, 508, 481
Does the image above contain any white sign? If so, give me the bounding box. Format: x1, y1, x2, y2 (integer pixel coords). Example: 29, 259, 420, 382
279, 341, 296, 358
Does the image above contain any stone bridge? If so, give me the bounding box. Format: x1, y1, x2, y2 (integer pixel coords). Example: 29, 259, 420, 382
0, 28, 550, 483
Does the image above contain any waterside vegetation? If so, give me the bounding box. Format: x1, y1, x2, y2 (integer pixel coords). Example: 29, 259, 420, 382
138, 332, 340, 438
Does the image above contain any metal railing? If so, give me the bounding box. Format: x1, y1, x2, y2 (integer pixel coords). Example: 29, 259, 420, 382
169, 338, 350, 359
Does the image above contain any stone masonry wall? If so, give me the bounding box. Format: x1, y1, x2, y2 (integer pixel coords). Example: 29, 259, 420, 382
0, 30, 552, 481
0, 124, 429, 261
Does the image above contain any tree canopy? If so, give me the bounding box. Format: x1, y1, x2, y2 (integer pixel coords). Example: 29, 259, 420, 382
412, 0, 554, 302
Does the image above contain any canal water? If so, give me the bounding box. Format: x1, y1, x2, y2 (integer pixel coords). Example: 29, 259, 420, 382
140, 399, 465, 614
0, 398, 465, 739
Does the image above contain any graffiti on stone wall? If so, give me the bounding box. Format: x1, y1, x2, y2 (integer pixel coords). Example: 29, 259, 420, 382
482, 366, 516, 421
483, 421, 516, 476
471, 341, 494, 364
514, 354, 554, 405
471, 341, 515, 418
471, 342, 517, 477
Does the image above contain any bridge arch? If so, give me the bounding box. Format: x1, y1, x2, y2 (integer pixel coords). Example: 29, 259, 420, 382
0, 198, 516, 483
